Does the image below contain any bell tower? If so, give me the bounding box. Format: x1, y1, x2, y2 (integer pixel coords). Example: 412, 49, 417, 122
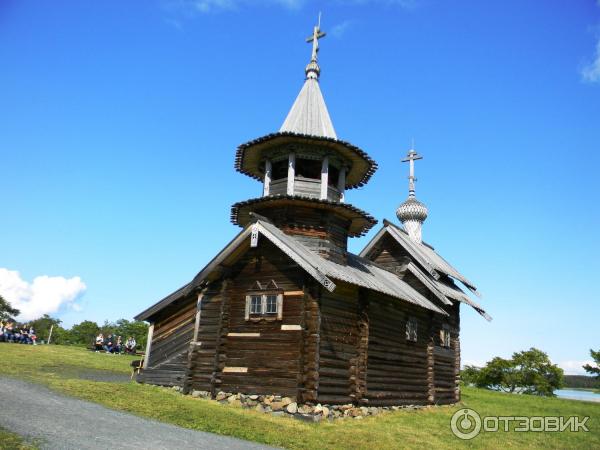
232, 18, 378, 263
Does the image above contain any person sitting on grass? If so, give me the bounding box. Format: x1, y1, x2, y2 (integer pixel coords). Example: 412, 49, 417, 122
114, 336, 123, 354
29, 326, 37, 345
19, 325, 30, 344
125, 336, 136, 354
95, 333, 104, 352
0, 321, 5, 342
103, 334, 114, 354
4, 322, 15, 342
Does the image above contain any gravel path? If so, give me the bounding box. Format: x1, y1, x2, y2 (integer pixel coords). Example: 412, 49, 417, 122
0, 377, 276, 450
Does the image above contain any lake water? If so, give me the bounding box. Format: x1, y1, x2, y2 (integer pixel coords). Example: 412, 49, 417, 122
555, 389, 600, 402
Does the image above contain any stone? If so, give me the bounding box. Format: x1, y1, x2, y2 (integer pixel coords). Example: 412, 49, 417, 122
227, 395, 239, 403
313, 404, 323, 414
245, 400, 258, 407
360, 407, 369, 416
263, 396, 273, 405
321, 406, 330, 417
215, 391, 227, 401
228, 400, 242, 407
270, 401, 285, 411
340, 404, 353, 411
354, 416, 364, 420
298, 404, 313, 414
249, 395, 259, 400
369, 407, 379, 416
191, 390, 202, 398
286, 402, 298, 414
255, 404, 266, 413
280, 397, 293, 407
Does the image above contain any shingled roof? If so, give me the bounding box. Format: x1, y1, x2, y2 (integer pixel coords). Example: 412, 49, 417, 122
135, 218, 447, 322
359, 220, 491, 321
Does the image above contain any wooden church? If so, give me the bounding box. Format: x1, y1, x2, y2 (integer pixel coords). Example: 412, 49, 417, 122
134, 22, 490, 406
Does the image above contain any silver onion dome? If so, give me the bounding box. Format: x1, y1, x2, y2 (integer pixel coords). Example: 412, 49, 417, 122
396, 197, 428, 224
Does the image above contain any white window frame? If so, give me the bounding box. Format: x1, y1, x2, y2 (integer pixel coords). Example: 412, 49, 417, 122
245, 293, 283, 321
441, 324, 451, 348
406, 317, 418, 342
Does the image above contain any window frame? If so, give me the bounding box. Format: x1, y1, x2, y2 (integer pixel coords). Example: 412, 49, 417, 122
440, 324, 451, 348
245, 292, 283, 321
405, 317, 418, 342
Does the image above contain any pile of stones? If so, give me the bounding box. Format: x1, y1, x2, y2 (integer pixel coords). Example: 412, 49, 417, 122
171, 386, 425, 421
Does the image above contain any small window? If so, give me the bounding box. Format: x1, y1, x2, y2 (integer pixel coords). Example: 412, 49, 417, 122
265, 295, 278, 314
271, 159, 288, 180
406, 317, 418, 342
328, 164, 340, 187
245, 292, 283, 320
250, 295, 262, 314
441, 324, 451, 348
295, 158, 321, 180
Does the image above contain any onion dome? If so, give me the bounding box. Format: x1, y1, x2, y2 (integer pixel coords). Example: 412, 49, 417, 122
396, 197, 428, 223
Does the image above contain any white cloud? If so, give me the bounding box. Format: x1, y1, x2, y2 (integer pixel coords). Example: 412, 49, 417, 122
163, 0, 304, 15
0, 268, 87, 321
331, 20, 354, 38
558, 360, 594, 376
582, 39, 600, 83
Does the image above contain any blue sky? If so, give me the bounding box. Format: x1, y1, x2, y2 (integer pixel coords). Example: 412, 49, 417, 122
1, 0, 599, 374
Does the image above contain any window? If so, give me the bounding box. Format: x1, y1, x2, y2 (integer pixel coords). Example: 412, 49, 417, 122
250, 295, 262, 314
441, 324, 451, 348
295, 158, 321, 180
265, 295, 278, 314
271, 159, 288, 180
327, 164, 340, 187
245, 289, 283, 320
406, 317, 418, 342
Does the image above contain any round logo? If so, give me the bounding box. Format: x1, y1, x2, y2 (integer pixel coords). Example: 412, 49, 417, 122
450, 408, 482, 440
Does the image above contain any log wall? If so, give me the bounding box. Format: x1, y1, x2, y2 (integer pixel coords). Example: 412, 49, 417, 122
318, 283, 359, 404
138, 294, 196, 387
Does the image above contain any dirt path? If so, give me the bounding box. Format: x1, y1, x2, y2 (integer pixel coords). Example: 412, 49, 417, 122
0, 377, 276, 450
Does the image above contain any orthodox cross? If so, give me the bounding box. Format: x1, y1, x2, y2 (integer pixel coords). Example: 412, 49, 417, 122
402, 145, 423, 198
306, 13, 326, 62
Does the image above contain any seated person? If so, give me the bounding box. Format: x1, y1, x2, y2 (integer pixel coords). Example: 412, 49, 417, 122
29, 327, 37, 345
4, 322, 14, 342
20, 325, 30, 344
113, 336, 123, 354
125, 336, 137, 354
103, 334, 114, 354
95, 333, 104, 351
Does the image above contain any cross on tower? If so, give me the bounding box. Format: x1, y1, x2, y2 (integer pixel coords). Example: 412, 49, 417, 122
306, 13, 326, 62
401, 145, 423, 198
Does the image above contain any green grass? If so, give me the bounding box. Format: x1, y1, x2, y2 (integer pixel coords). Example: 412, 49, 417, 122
0, 427, 37, 450
0, 344, 598, 449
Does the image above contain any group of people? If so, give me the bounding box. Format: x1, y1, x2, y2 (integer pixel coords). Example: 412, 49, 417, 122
94, 333, 136, 354
0, 321, 37, 344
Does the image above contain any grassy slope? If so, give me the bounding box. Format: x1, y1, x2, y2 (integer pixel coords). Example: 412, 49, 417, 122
0, 344, 598, 450
0, 427, 37, 450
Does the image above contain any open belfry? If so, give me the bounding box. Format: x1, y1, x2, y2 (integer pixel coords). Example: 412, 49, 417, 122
135, 19, 490, 407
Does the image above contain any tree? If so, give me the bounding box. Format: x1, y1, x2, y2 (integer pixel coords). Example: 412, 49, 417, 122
0, 295, 20, 321
113, 319, 148, 349
476, 348, 564, 396
69, 320, 100, 346
460, 365, 482, 386
29, 314, 62, 342
583, 349, 600, 379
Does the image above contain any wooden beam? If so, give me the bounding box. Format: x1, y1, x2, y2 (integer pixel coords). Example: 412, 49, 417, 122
287, 153, 295, 195
338, 167, 346, 203
263, 159, 272, 196
320, 156, 329, 200
223, 367, 248, 373
281, 324, 302, 331
143, 323, 154, 369
227, 332, 261, 337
